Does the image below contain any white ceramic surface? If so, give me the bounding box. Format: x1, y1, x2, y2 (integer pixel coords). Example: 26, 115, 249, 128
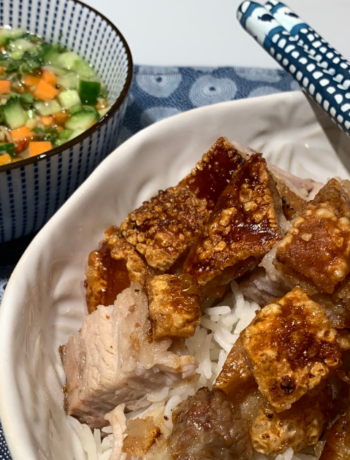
1, 90, 350, 460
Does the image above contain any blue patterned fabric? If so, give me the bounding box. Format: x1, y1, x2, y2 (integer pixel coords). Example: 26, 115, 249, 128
0, 64, 297, 460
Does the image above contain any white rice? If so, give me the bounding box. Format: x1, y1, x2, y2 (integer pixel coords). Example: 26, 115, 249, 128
68, 281, 318, 460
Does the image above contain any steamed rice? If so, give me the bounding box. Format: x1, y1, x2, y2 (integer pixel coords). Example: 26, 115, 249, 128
67, 282, 318, 460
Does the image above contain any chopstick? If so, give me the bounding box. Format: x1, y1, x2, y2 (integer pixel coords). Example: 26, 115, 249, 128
237, 1, 350, 135
264, 1, 350, 88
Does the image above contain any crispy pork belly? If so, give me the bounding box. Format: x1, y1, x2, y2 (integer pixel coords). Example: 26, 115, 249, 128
120, 186, 209, 272
85, 226, 152, 313
250, 382, 332, 455
61, 283, 196, 429
122, 416, 161, 457
276, 179, 350, 296
320, 408, 350, 460
147, 274, 201, 340
179, 137, 245, 211
168, 387, 253, 460
214, 338, 257, 405
183, 153, 282, 293
241, 288, 341, 412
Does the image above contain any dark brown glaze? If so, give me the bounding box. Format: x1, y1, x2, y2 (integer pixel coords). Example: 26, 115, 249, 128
85, 226, 152, 313
86, 244, 130, 313
120, 186, 209, 272
179, 137, 245, 210
168, 387, 253, 460
147, 274, 201, 339
183, 153, 282, 290
276, 180, 350, 295
214, 338, 258, 406
241, 288, 341, 412
320, 408, 350, 460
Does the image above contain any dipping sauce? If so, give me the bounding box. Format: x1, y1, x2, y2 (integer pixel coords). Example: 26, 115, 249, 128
0, 27, 110, 165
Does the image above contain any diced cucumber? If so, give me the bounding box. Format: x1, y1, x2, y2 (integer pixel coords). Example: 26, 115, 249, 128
65, 111, 98, 131
68, 128, 85, 140
58, 89, 81, 109
54, 138, 66, 147
74, 59, 95, 79
0, 28, 26, 45
57, 72, 79, 89
26, 109, 36, 119
79, 80, 101, 105
9, 38, 35, 52
20, 93, 34, 106
4, 100, 26, 129
42, 65, 66, 76
35, 100, 61, 116
56, 51, 80, 70
58, 129, 73, 140
0, 143, 16, 157
42, 49, 61, 66
69, 104, 82, 115
10, 51, 23, 60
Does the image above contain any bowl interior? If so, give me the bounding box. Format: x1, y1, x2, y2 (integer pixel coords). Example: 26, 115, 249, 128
1, 91, 350, 460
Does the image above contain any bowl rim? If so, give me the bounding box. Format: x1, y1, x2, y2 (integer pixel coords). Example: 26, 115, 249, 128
0, 0, 133, 173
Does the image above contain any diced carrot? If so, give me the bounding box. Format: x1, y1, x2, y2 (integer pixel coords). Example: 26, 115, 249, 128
29, 141, 52, 157
0, 67, 6, 75
0, 80, 11, 94
56, 125, 63, 133
22, 75, 41, 87
0, 154, 11, 166
42, 70, 57, 86
41, 116, 53, 126
33, 80, 59, 102
53, 110, 69, 125
11, 126, 33, 141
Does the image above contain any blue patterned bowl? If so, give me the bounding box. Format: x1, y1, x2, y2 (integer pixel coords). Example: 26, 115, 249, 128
0, 0, 132, 243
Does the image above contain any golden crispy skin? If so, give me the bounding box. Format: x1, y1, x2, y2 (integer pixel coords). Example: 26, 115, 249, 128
122, 417, 161, 457
276, 179, 350, 295
250, 383, 332, 455
85, 227, 152, 313
183, 154, 282, 290
179, 137, 245, 211
320, 409, 350, 460
241, 288, 341, 412
214, 338, 257, 405
147, 274, 201, 339
120, 186, 209, 272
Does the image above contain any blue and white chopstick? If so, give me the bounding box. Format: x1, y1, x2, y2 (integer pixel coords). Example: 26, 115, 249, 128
237, 1, 350, 135
264, 1, 350, 88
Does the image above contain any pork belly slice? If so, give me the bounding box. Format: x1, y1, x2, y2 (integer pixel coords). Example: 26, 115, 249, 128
85, 226, 152, 313
167, 387, 253, 460
250, 382, 332, 455
276, 179, 350, 296
120, 186, 209, 272
61, 283, 197, 429
179, 137, 245, 211
183, 153, 282, 293
241, 288, 341, 412
147, 274, 201, 340
320, 406, 350, 460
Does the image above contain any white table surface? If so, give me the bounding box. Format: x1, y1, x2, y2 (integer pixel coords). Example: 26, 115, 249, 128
83, 0, 350, 68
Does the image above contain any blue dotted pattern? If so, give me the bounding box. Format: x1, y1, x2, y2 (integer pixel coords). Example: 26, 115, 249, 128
237, 1, 350, 136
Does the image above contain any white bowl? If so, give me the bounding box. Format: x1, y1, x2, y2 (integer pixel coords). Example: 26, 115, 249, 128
1, 91, 350, 460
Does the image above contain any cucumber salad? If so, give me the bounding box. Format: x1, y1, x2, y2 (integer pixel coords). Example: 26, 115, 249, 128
0, 27, 110, 166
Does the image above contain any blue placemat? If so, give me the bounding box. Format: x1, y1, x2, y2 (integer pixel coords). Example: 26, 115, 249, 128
0, 64, 296, 459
